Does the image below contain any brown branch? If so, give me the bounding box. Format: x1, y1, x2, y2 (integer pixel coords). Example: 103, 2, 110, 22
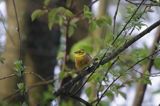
24, 71, 45, 81
0, 74, 16, 80
132, 27, 160, 106
12, 0, 22, 59
54, 19, 160, 97
26, 79, 55, 92
0, 71, 45, 81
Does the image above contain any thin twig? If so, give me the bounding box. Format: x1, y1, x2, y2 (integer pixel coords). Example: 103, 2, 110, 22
24, 71, 45, 81
0, 73, 16, 80
26, 79, 55, 92
113, 0, 121, 35
0, 71, 45, 81
12, 0, 22, 59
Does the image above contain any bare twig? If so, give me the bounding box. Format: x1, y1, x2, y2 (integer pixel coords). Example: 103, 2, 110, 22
12, 0, 22, 59
0, 73, 16, 80
0, 71, 45, 81
26, 79, 55, 92
113, 0, 121, 34
24, 71, 45, 81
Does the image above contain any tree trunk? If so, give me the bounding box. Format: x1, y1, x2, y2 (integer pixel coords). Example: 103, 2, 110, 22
0, 0, 27, 102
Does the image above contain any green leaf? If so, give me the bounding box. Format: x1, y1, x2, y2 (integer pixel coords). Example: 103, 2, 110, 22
89, 20, 97, 31
14, 60, 25, 72
68, 18, 78, 37
85, 87, 92, 96
17, 83, 25, 94
44, 0, 51, 6
48, 7, 73, 30
90, 73, 103, 82
118, 91, 127, 99
17, 83, 24, 89
96, 16, 112, 27
71, 37, 93, 56
154, 57, 160, 69
106, 90, 114, 100
14, 60, 25, 77
138, 75, 152, 85
59, 71, 66, 79
31, 9, 45, 21
83, 5, 93, 19
48, 9, 58, 30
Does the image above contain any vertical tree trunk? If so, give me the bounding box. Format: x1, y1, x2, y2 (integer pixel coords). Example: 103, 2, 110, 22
24, 0, 60, 105
1, 0, 61, 105
0, 0, 27, 102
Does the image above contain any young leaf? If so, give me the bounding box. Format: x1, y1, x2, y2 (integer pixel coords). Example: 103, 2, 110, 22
31, 9, 45, 21
44, 0, 51, 6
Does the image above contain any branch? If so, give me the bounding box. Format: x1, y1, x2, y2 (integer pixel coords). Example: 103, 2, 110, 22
54, 19, 160, 97
0, 74, 16, 80
26, 79, 55, 92
12, 0, 22, 59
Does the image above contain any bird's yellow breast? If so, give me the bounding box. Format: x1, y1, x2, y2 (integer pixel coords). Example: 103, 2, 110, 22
74, 52, 91, 71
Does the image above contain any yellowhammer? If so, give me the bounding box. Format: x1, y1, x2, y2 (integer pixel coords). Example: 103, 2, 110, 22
74, 49, 92, 72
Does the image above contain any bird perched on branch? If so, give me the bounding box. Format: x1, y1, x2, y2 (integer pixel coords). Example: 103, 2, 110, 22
74, 49, 92, 72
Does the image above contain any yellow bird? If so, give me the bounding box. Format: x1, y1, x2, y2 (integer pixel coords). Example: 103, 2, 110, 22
74, 49, 92, 72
